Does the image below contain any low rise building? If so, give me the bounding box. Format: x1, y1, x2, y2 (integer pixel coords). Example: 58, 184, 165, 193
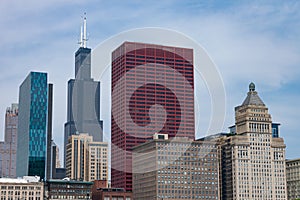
92, 180, 132, 200
132, 134, 220, 200
286, 158, 300, 200
0, 176, 43, 200
45, 179, 93, 199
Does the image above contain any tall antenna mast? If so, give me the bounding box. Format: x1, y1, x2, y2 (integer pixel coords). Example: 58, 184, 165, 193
83, 12, 87, 48
79, 13, 88, 48
79, 23, 83, 47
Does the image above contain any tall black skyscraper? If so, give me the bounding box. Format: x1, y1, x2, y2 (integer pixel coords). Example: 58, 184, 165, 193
46, 83, 54, 180
64, 16, 103, 164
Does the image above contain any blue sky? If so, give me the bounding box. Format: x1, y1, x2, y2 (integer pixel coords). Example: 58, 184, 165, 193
0, 0, 300, 160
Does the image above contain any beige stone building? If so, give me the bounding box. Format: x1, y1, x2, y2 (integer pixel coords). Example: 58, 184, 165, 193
88, 142, 108, 182
217, 83, 287, 200
0, 176, 43, 200
133, 134, 220, 200
66, 133, 108, 182
286, 158, 300, 200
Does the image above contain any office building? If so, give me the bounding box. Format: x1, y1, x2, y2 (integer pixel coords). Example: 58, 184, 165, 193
45, 179, 93, 199
46, 83, 55, 180
286, 158, 300, 200
132, 134, 220, 200
53, 168, 66, 180
0, 104, 18, 178
55, 144, 61, 168
64, 16, 103, 165
111, 42, 195, 191
92, 180, 133, 200
87, 141, 108, 181
16, 72, 49, 179
218, 83, 287, 200
0, 176, 43, 200
66, 133, 108, 182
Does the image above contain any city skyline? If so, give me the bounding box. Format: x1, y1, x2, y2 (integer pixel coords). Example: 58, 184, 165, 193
0, 1, 300, 161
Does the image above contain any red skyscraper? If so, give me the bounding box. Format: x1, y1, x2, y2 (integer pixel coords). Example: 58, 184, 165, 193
111, 42, 195, 191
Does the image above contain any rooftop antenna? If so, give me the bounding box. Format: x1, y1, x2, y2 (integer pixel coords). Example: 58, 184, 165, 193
83, 12, 87, 48
79, 22, 83, 47
78, 12, 88, 48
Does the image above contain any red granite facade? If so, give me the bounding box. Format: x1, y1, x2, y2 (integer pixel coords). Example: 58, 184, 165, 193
111, 42, 195, 191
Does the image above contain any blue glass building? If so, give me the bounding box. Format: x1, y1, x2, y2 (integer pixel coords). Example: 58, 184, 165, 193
16, 72, 48, 179
272, 123, 280, 138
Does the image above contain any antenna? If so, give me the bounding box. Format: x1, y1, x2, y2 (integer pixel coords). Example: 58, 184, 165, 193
83, 12, 87, 48
79, 23, 83, 47
78, 12, 88, 48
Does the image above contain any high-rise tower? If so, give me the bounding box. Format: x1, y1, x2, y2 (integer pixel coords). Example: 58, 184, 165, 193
0, 104, 18, 178
64, 15, 103, 165
220, 83, 287, 200
16, 72, 49, 179
111, 42, 195, 191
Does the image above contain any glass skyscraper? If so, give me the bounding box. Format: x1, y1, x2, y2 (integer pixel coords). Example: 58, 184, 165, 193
16, 72, 48, 179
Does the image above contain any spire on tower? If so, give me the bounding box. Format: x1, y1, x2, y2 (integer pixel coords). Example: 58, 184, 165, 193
83, 12, 87, 48
79, 12, 88, 48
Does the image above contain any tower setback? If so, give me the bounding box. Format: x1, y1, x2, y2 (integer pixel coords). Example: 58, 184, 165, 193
64, 16, 103, 165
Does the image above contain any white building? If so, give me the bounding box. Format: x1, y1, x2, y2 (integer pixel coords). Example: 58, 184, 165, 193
0, 176, 43, 200
218, 83, 287, 200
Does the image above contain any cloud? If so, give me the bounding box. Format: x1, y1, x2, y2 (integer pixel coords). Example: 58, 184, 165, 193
0, 0, 300, 161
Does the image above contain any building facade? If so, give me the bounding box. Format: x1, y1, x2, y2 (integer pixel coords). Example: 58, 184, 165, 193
92, 180, 133, 200
286, 158, 300, 200
0, 176, 43, 200
111, 42, 195, 191
0, 104, 18, 178
92, 188, 133, 200
46, 83, 55, 180
45, 179, 93, 200
66, 133, 108, 182
132, 135, 220, 200
64, 17, 103, 165
87, 142, 108, 181
16, 72, 49, 179
219, 83, 287, 200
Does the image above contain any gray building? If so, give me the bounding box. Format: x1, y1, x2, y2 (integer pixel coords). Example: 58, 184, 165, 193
286, 158, 300, 200
64, 17, 103, 165
45, 179, 93, 200
0, 104, 18, 178
133, 134, 220, 200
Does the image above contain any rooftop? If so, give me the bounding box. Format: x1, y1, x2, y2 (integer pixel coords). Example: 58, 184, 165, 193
241, 82, 265, 106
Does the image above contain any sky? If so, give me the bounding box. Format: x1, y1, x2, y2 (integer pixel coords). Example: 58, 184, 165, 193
0, 0, 299, 161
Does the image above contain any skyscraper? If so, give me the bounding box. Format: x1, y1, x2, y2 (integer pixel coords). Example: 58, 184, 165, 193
219, 83, 287, 200
111, 42, 195, 191
16, 72, 48, 179
0, 104, 18, 178
46, 83, 54, 180
64, 16, 103, 165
